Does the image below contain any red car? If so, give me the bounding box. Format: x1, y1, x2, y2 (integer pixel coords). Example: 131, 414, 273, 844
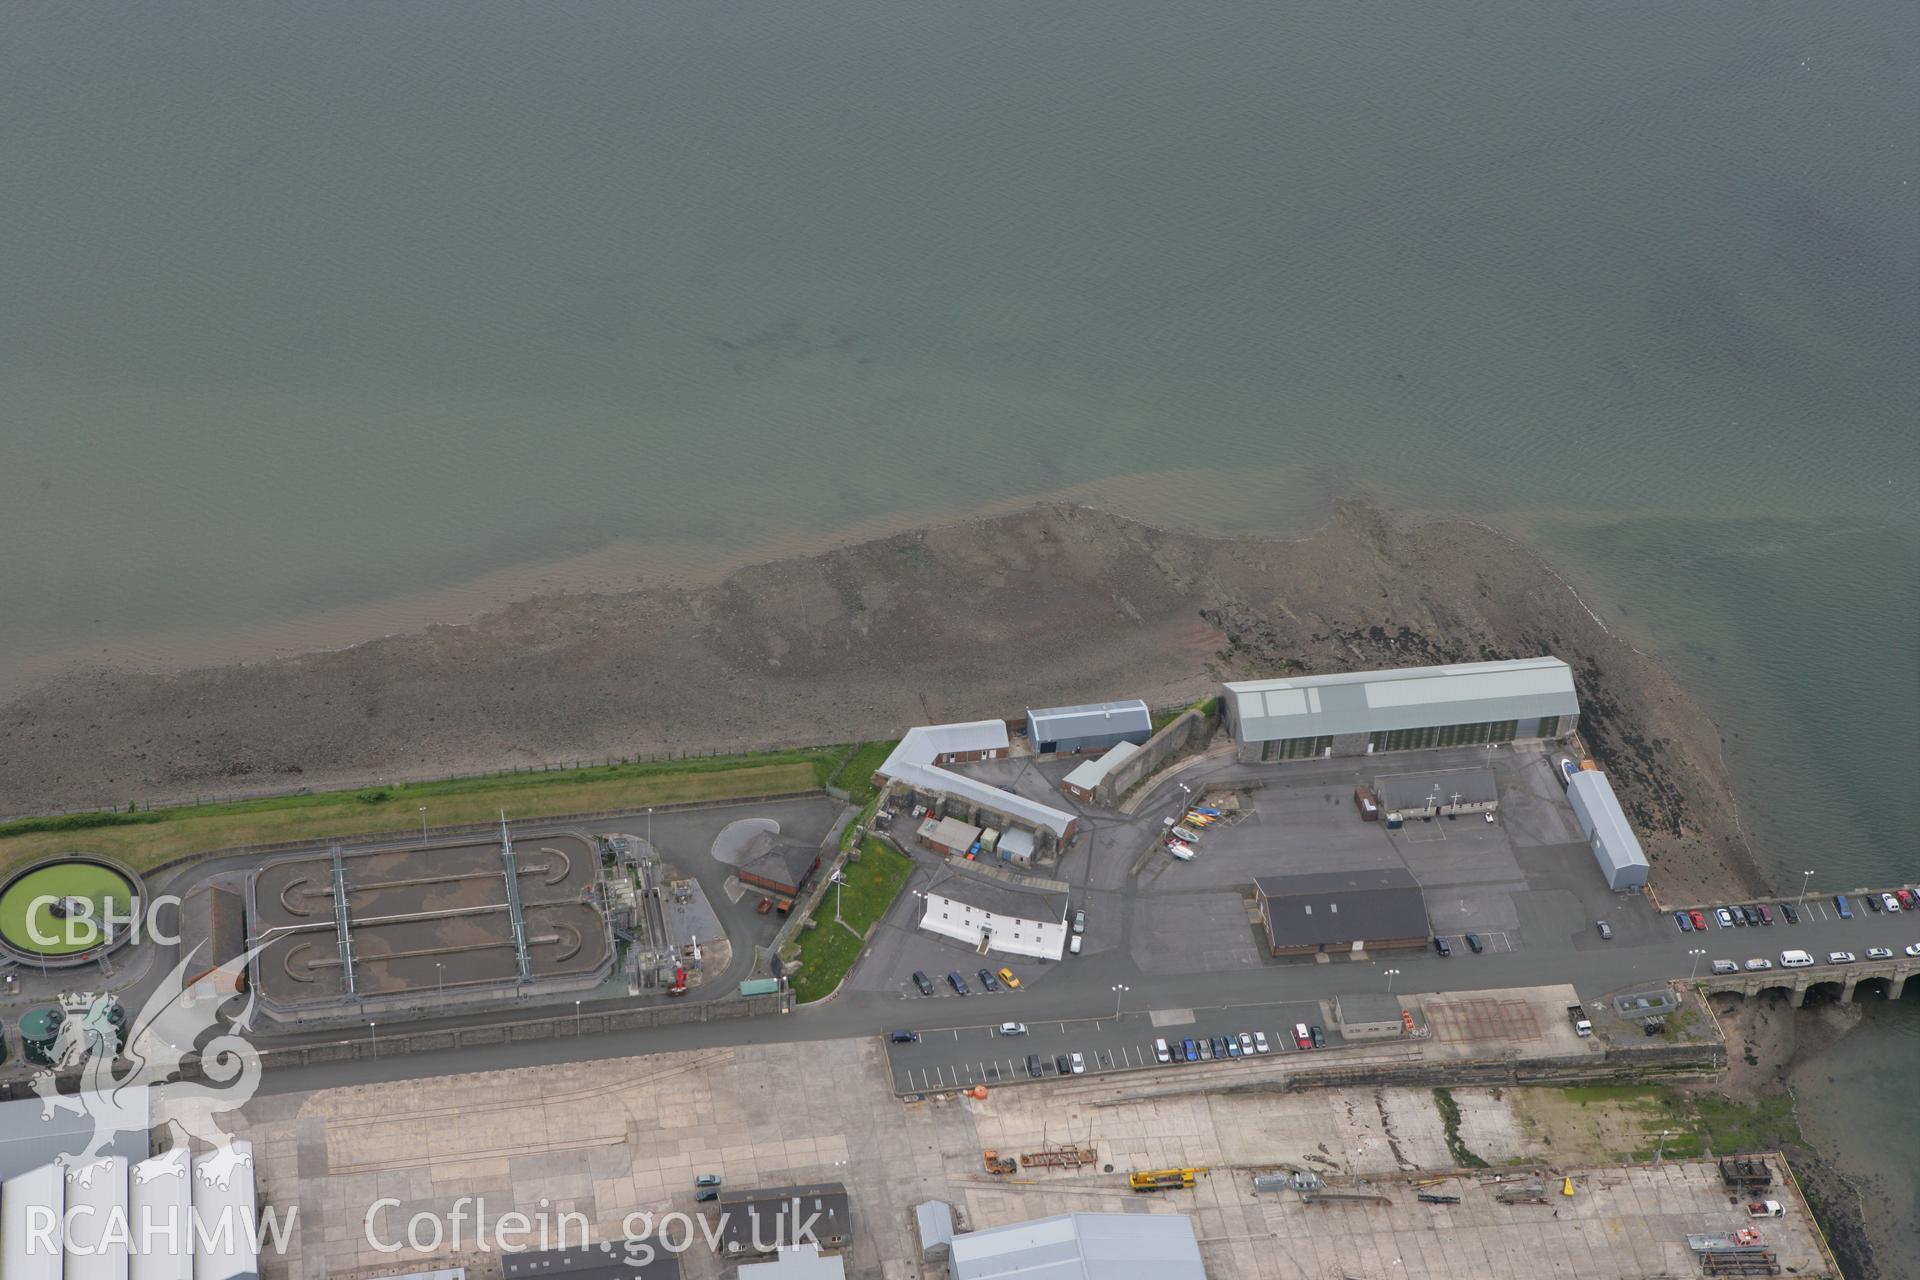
1689, 910, 1707, 931
1898, 889, 1917, 911
1294, 1022, 1314, 1050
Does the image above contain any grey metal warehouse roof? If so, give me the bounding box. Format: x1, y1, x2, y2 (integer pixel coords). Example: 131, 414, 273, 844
1061, 741, 1139, 792
951, 1211, 1205, 1280
1026, 700, 1152, 737
1254, 868, 1431, 948
878, 721, 1078, 837
1566, 770, 1650, 887
1224, 657, 1577, 742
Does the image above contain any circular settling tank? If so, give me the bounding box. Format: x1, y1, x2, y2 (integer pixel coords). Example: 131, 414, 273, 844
0, 858, 140, 962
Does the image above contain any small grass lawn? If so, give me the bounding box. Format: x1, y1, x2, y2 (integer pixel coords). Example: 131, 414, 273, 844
0, 749, 841, 877
790, 836, 914, 1003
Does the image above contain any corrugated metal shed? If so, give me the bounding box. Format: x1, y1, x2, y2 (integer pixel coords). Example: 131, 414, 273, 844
951, 1211, 1205, 1280
2, 1163, 65, 1280
878, 722, 1077, 838
915, 1202, 956, 1260
1060, 742, 1139, 796
1225, 658, 1577, 742
735, 1247, 845, 1278
1566, 771, 1650, 890
1026, 700, 1153, 752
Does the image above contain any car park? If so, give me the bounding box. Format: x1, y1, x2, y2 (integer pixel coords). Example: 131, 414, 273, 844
1294, 1022, 1313, 1049
1070, 1052, 1086, 1075
1711, 960, 1738, 974
1834, 895, 1853, 919
1716, 908, 1735, 927
947, 972, 969, 995
998, 966, 1020, 988
1055, 1054, 1072, 1074
977, 967, 1000, 992
1464, 932, 1483, 953
1690, 909, 1707, 930
1433, 937, 1452, 957
1154, 1038, 1172, 1063
999, 1022, 1027, 1036
1028, 1053, 1044, 1078
1254, 1031, 1271, 1054
1745, 958, 1772, 971
1780, 903, 1798, 924
1181, 1038, 1198, 1062
889, 1030, 919, 1043
1828, 951, 1855, 964
912, 970, 933, 995
1596, 920, 1612, 940
1866, 947, 1893, 960
1674, 911, 1693, 932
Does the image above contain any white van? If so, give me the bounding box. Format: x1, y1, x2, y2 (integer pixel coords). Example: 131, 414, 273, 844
1780, 949, 1813, 968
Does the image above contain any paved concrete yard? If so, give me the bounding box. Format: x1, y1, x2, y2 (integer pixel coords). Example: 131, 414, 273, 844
211, 1011, 1824, 1280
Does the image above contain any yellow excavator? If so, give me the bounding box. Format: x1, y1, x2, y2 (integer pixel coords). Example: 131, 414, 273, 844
1129, 1167, 1208, 1192
983, 1150, 1017, 1175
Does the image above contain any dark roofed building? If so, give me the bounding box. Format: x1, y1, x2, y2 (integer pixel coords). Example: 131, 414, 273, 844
1252, 868, 1430, 957
737, 832, 824, 898
500, 1241, 681, 1280
179, 883, 248, 994
715, 1183, 851, 1257
1375, 768, 1498, 817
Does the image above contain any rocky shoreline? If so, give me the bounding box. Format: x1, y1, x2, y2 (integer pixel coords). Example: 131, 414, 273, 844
1, 501, 1762, 900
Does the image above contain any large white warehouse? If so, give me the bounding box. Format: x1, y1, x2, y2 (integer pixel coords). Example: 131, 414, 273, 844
1223, 657, 1579, 763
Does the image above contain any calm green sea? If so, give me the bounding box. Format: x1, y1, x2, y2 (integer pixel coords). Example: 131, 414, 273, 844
1, 0, 1915, 1263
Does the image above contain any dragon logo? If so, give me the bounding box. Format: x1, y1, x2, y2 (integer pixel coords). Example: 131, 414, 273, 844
33, 943, 266, 1189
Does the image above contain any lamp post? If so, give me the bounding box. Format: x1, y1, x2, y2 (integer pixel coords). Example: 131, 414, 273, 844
1688, 948, 1707, 980
1384, 968, 1401, 994
436, 962, 445, 1004
1654, 1128, 1672, 1165
419, 807, 428, 844
1111, 983, 1130, 1019
368, 1021, 377, 1057
575, 1000, 582, 1037
1798, 870, 1814, 910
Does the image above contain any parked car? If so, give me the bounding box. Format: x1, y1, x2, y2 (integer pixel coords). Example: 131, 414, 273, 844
1690, 909, 1708, 930
1028, 1053, 1044, 1077
1254, 1031, 1271, 1054
1294, 1022, 1313, 1050
1068, 934, 1083, 955
1711, 960, 1738, 974
1828, 951, 1856, 964
912, 970, 933, 995
1866, 893, 1883, 913
1745, 958, 1772, 971
1072, 910, 1087, 934
1897, 889, 1917, 910
1596, 920, 1613, 940
999, 1022, 1027, 1036
1756, 904, 1772, 925
1734, 907, 1751, 927
695, 1188, 718, 1203
1905, 944, 1920, 957
1055, 1053, 1072, 1074
1674, 911, 1693, 933
1834, 895, 1853, 919
1865, 947, 1893, 960
1070, 1052, 1086, 1075
1780, 903, 1798, 925
1222, 1035, 1239, 1058
1743, 905, 1761, 927
1716, 908, 1735, 927
1881, 893, 1902, 913
998, 966, 1021, 989
1433, 937, 1452, 957
1309, 1025, 1326, 1049
977, 967, 1000, 992
889, 1030, 919, 1043
1212, 1035, 1230, 1058
1154, 1038, 1172, 1063
947, 972, 970, 995
1181, 1038, 1198, 1062
1464, 932, 1483, 953
695, 1173, 722, 1186
1241, 1031, 1258, 1056
1197, 1038, 1213, 1061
